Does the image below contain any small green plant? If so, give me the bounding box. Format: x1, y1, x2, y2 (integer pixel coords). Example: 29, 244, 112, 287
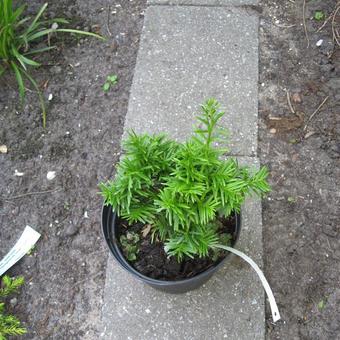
103, 74, 118, 92
100, 99, 270, 262
0, 275, 26, 339
120, 232, 140, 261
0, 0, 104, 127
314, 10, 325, 21
287, 196, 297, 203
317, 299, 326, 311
288, 138, 298, 144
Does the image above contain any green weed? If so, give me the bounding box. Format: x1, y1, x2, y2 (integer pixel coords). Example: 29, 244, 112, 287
103, 74, 118, 92
314, 11, 325, 21
287, 196, 297, 203
0, 0, 104, 127
120, 232, 140, 261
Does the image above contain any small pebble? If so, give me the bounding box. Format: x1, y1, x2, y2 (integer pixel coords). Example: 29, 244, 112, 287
14, 169, 24, 176
10, 298, 18, 307
316, 39, 323, 47
0, 145, 7, 153
47, 171, 56, 180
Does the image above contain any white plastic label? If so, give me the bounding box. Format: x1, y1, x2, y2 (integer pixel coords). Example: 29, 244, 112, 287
0, 226, 41, 276
216, 244, 281, 322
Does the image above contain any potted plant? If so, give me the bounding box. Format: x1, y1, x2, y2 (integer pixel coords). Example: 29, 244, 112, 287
100, 99, 270, 294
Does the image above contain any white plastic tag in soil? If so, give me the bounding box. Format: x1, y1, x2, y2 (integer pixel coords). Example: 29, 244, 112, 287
0, 226, 41, 276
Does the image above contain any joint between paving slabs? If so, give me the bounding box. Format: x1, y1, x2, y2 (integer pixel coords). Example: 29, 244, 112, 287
147, 3, 262, 14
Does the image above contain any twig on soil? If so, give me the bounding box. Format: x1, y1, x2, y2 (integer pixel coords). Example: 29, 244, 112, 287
274, 23, 296, 29
106, 5, 113, 37
317, 2, 340, 39
303, 96, 329, 131
303, 0, 310, 48
332, 4, 340, 47
286, 90, 295, 114
317, 11, 335, 32
2, 188, 61, 201
325, 237, 332, 252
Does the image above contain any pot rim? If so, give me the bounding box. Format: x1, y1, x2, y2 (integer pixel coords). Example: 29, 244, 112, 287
101, 204, 241, 286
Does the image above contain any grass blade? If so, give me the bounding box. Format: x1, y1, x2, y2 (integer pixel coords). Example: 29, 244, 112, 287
11, 4, 26, 22
25, 28, 55, 41
10, 61, 25, 101
27, 28, 105, 42
24, 45, 56, 55
15, 17, 31, 28
48, 18, 69, 24
0, 65, 5, 77
26, 3, 48, 34
16, 53, 41, 67
56, 28, 105, 40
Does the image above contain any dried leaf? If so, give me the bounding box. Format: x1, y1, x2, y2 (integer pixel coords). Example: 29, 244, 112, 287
292, 92, 302, 103
142, 224, 152, 237
304, 131, 316, 139
42, 80, 49, 90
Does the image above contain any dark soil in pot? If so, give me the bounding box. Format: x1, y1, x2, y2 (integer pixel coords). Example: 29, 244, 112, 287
116, 215, 238, 281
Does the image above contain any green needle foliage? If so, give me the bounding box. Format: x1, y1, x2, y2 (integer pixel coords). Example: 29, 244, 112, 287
0, 0, 105, 127
0, 276, 26, 339
100, 99, 271, 261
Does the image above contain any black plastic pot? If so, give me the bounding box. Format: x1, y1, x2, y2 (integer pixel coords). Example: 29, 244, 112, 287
102, 204, 241, 294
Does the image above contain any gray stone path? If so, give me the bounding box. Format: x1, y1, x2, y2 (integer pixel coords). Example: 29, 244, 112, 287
148, 0, 258, 5
101, 1, 263, 339
124, 5, 258, 156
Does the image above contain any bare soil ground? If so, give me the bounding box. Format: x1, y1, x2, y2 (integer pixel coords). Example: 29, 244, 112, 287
1, 0, 339, 339
259, 1, 339, 339
0, 0, 146, 338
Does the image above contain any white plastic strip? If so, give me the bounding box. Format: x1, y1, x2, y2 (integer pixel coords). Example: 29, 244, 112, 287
0, 226, 41, 276
215, 244, 281, 322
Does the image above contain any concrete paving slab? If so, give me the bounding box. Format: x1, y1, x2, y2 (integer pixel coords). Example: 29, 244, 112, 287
124, 6, 259, 156
148, 0, 258, 6
101, 157, 264, 340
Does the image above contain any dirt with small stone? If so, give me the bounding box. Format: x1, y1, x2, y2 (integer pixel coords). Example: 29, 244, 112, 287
259, 1, 339, 339
0, 0, 146, 339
